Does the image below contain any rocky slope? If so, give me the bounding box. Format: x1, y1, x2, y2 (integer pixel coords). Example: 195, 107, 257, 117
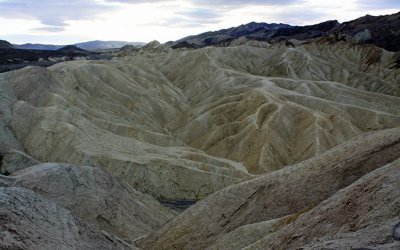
138, 128, 400, 249
1, 41, 400, 202
0, 186, 135, 249
0, 162, 175, 249
336, 11, 400, 52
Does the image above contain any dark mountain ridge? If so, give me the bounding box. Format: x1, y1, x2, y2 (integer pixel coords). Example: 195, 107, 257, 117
0, 40, 14, 49
249, 20, 340, 41
173, 22, 290, 45
173, 11, 400, 52
335, 12, 400, 52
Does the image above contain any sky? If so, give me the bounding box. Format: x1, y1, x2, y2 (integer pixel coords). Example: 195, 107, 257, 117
0, 0, 399, 45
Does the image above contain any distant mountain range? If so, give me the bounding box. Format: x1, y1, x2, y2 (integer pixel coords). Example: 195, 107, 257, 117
172, 11, 400, 52
4, 11, 400, 53
1, 10, 399, 74
0, 44, 109, 73
15, 43, 63, 50
15, 40, 145, 51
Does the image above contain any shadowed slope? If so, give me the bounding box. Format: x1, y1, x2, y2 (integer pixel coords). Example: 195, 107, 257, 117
138, 127, 400, 249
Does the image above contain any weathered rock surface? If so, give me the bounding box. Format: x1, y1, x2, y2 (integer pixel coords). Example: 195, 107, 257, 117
1, 41, 400, 200
138, 128, 400, 249
0, 75, 23, 152
246, 159, 400, 249
0, 161, 176, 249
0, 186, 135, 249
0, 149, 40, 175
10, 163, 175, 244
394, 222, 400, 241
208, 215, 295, 250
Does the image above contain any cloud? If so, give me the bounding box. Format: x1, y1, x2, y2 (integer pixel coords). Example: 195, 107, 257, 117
104, 0, 301, 8
190, 0, 300, 8
1, 0, 398, 45
175, 8, 221, 23
0, 0, 116, 32
2, 33, 92, 45
0, 0, 305, 33
104, 0, 171, 2
106, 0, 298, 4
32, 26, 66, 32
109, 0, 302, 27
355, 0, 400, 9
266, 7, 330, 25
146, 9, 221, 28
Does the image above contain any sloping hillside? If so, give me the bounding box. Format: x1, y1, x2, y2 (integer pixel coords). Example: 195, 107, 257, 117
138, 128, 400, 249
1, 41, 400, 202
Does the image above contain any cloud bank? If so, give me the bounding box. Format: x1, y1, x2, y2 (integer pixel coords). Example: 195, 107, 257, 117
0, 0, 116, 31
2, 0, 398, 32
0, 0, 398, 43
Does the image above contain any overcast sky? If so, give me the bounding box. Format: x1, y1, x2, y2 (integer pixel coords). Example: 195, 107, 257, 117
0, 0, 399, 44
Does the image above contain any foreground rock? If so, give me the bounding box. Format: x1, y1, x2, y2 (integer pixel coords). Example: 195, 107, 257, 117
138, 128, 400, 249
11, 163, 175, 244
248, 159, 400, 249
0, 187, 135, 249
0, 149, 40, 175
0, 162, 175, 249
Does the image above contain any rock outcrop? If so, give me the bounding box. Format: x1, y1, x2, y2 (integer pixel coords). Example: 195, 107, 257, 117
247, 158, 400, 249
0, 149, 40, 175
0, 40, 14, 49
0, 161, 175, 249
11, 163, 175, 244
336, 12, 400, 52
56, 45, 90, 55
0, 186, 135, 249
